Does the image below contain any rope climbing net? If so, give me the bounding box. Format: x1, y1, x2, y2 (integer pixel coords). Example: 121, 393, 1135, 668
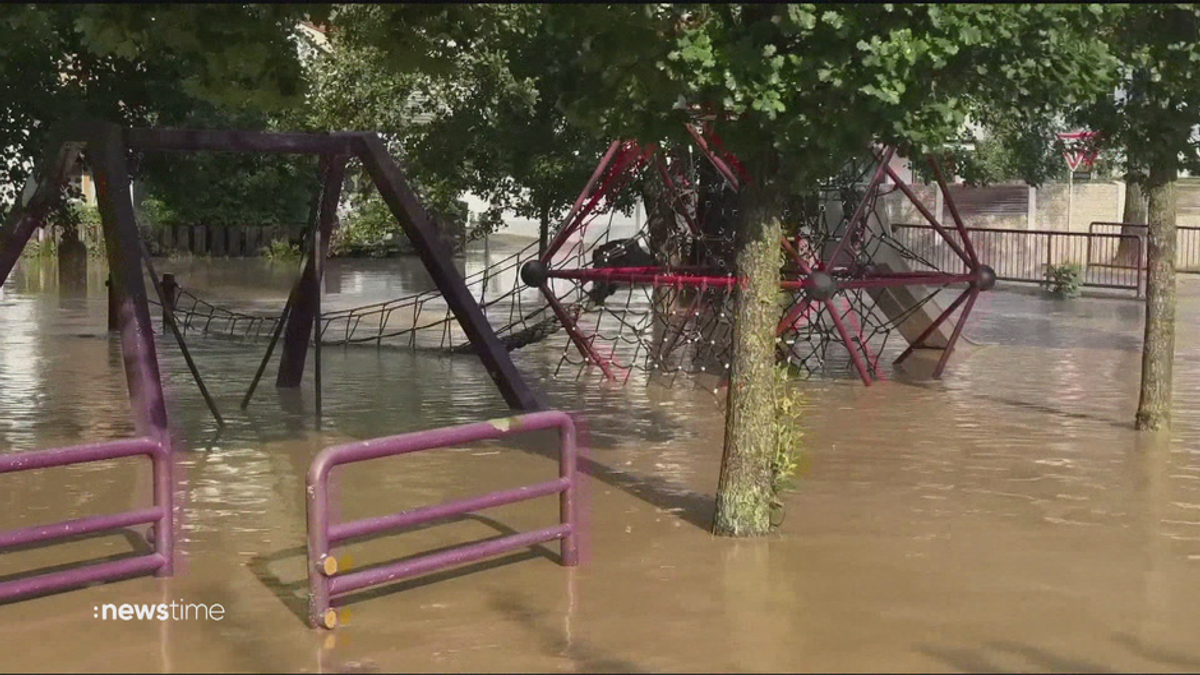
162, 130, 993, 389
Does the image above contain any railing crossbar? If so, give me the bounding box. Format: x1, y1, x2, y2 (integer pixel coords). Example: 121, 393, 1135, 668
306, 410, 579, 629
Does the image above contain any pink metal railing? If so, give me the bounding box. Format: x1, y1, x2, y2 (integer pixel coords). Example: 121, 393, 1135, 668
0, 437, 173, 602
306, 410, 580, 629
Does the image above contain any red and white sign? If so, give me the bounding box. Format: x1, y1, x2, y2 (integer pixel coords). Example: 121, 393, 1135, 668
1057, 130, 1101, 172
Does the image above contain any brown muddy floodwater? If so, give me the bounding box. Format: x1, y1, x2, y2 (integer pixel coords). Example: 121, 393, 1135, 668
1, 241, 1199, 673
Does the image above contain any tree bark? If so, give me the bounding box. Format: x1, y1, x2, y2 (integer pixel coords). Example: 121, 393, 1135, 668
713, 182, 784, 537
1116, 178, 1148, 266
1135, 164, 1177, 431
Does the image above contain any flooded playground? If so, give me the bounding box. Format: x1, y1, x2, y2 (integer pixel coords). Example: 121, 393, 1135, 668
3, 240, 1200, 673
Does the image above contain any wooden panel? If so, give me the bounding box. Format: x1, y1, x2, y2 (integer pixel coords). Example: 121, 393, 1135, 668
946, 185, 1029, 218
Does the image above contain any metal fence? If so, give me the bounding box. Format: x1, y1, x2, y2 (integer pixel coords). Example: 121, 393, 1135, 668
0, 437, 172, 603
1088, 222, 1200, 273
306, 410, 580, 629
893, 224, 1144, 295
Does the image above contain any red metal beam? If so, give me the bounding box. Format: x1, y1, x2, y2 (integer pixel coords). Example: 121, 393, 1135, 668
928, 157, 980, 266
825, 146, 896, 268
538, 282, 616, 380
653, 153, 702, 236
685, 123, 740, 190
893, 287, 972, 366
542, 140, 623, 261
932, 288, 978, 379
875, 153, 973, 268
542, 142, 648, 262
823, 298, 874, 386
776, 297, 814, 337
548, 266, 974, 292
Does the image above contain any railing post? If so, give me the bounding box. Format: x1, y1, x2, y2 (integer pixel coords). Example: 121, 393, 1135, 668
1138, 235, 1145, 298
305, 410, 580, 629
152, 442, 173, 576
307, 461, 334, 629
161, 273, 178, 333
1045, 233, 1053, 287
559, 415, 579, 567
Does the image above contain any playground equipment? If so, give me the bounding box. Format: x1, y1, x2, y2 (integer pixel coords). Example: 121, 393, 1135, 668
519, 129, 994, 385
0, 123, 177, 600
156, 130, 992, 387
0, 121, 551, 607
307, 410, 579, 629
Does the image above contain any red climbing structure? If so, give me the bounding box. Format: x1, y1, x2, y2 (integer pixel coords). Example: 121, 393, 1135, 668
520, 126, 995, 386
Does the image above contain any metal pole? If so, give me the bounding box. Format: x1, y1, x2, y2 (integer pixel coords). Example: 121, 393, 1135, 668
893, 287, 972, 366
539, 281, 616, 380
313, 225, 323, 428
824, 298, 874, 385
826, 147, 895, 267
161, 273, 178, 333
1067, 170, 1074, 231
91, 122, 174, 575
932, 288, 979, 379
139, 240, 225, 427
240, 293, 294, 410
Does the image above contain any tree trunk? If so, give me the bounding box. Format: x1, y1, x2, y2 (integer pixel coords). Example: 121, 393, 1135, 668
1135, 164, 1177, 431
1116, 178, 1148, 266
713, 182, 784, 537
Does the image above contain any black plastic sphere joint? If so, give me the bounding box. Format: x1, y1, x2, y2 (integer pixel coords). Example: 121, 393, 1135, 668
973, 264, 997, 291
520, 260, 550, 288
805, 271, 838, 301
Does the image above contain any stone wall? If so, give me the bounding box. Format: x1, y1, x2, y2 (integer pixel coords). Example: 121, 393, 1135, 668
884, 180, 1129, 233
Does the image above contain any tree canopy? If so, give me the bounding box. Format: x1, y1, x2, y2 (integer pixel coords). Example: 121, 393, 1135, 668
0, 4, 323, 224
301, 5, 606, 246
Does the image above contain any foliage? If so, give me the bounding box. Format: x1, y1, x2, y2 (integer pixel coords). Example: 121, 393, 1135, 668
19, 236, 56, 259
0, 5, 324, 221
137, 143, 319, 229
481, 5, 1118, 191
261, 237, 302, 263
305, 5, 607, 243
948, 116, 1072, 187
1075, 5, 1200, 184
70, 5, 323, 111
330, 189, 471, 257
330, 192, 405, 257
1045, 262, 1084, 299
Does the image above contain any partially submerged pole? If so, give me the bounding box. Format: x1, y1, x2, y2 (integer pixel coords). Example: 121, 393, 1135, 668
313, 224, 323, 429
241, 294, 294, 410
160, 273, 179, 333
138, 240, 225, 428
